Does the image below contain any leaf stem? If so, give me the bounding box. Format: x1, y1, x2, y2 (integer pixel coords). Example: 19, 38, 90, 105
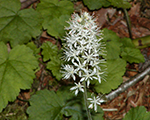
83, 81, 92, 120
123, 9, 133, 39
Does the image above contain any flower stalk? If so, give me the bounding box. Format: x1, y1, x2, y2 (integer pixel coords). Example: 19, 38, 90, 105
83, 81, 92, 120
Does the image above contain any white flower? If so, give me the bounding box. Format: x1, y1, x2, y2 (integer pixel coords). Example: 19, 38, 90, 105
82, 51, 99, 63
73, 59, 87, 76
80, 68, 96, 87
64, 34, 78, 48
63, 48, 80, 62
76, 43, 87, 53
82, 12, 91, 20
70, 82, 84, 96
61, 65, 76, 80
88, 96, 101, 112
88, 95, 106, 112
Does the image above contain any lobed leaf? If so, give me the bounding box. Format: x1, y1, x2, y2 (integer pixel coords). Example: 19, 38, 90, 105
0, 42, 38, 112
123, 106, 150, 120
41, 41, 58, 62
94, 58, 126, 94
120, 37, 135, 48
108, 0, 131, 9
103, 28, 122, 60
96, 28, 144, 93
120, 37, 145, 63
26, 42, 41, 59
27, 89, 83, 120
0, 0, 43, 47
83, 0, 110, 10
37, 0, 74, 38
41, 41, 63, 80
47, 56, 62, 80
121, 47, 145, 63
83, 0, 131, 10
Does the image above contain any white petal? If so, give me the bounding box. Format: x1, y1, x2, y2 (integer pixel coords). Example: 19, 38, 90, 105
80, 88, 84, 93
72, 75, 76, 81
80, 77, 85, 82
87, 80, 90, 87
70, 86, 77, 90
75, 89, 79, 96
99, 99, 107, 103
87, 98, 93, 101
88, 104, 93, 109
96, 102, 101, 105
94, 104, 97, 112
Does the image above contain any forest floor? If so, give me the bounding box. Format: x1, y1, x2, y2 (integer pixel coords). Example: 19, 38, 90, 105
1, 0, 150, 120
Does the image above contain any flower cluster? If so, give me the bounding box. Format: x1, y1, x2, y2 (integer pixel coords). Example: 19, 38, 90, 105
61, 12, 107, 112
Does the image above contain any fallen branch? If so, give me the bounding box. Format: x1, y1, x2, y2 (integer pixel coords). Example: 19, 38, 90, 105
105, 66, 150, 101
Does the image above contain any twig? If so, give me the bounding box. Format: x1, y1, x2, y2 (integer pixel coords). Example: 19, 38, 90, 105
105, 66, 150, 101
102, 108, 118, 111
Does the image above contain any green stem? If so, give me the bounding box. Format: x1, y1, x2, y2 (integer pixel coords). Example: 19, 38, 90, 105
123, 9, 133, 40
83, 81, 92, 120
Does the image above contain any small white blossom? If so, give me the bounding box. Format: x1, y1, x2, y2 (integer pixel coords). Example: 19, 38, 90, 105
70, 82, 84, 96
63, 48, 80, 62
73, 60, 87, 75
82, 51, 99, 63
88, 95, 106, 112
88, 96, 101, 112
61, 65, 76, 80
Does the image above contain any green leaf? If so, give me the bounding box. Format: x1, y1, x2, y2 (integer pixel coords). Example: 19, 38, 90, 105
92, 107, 104, 120
103, 29, 144, 63
47, 56, 62, 80
120, 37, 135, 48
123, 106, 150, 120
108, 0, 131, 9
103, 28, 122, 60
41, 41, 58, 62
41, 41, 62, 80
26, 42, 40, 58
37, 0, 74, 38
93, 29, 127, 93
57, 87, 85, 120
121, 47, 145, 63
0, 0, 43, 47
0, 42, 38, 112
94, 58, 126, 94
27, 89, 83, 120
83, 0, 110, 10
120, 37, 145, 63
47, 15, 71, 38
